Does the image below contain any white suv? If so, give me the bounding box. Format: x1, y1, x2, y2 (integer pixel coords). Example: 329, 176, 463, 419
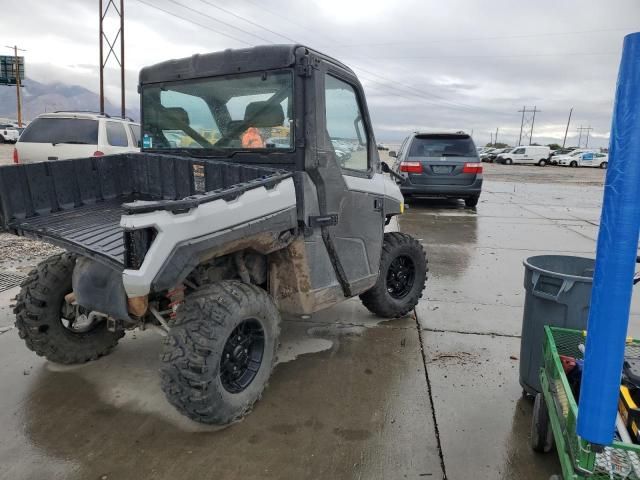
0, 124, 20, 144
14, 112, 140, 164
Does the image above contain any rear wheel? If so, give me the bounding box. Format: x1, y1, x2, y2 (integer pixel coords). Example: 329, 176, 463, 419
360, 232, 428, 318
505, 158, 513, 165
538, 159, 547, 167
0, 135, 5, 144
465, 196, 479, 208
160, 281, 280, 425
531, 392, 554, 453
600, 162, 608, 169
14, 253, 124, 364
570, 161, 578, 167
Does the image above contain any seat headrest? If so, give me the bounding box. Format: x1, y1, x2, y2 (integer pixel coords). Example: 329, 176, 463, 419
244, 101, 284, 128
164, 107, 190, 127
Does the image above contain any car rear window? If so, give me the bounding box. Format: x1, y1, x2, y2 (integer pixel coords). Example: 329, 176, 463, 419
409, 135, 476, 157
19, 118, 98, 144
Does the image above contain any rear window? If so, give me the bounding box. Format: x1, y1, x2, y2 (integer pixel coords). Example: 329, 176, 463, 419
19, 118, 98, 145
106, 121, 129, 147
409, 135, 476, 157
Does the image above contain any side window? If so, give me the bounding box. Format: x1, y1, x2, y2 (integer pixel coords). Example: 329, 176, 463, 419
513, 148, 525, 155
324, 74, 369, 172
106, 121, 129, 147
129, 124, 141, 147
397, 136, 409, 159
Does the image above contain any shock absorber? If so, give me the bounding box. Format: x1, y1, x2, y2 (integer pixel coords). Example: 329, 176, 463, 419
165, 285, 185, 319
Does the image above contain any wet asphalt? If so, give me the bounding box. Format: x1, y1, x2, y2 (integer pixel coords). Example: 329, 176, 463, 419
0, 161, 633, 479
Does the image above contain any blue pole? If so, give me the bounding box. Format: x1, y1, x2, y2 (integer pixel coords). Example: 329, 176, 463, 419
577, 32, 640, 445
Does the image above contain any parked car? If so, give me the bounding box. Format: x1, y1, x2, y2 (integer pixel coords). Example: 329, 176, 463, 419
391, 131, 483, 207
553, 149, 596, 167
479, 148, 496, 161
496, 146, 551, 166
0, 124, 20, 144
484, 147, 511, 163
377, 143, 389, 151
14, 112, 140, 164
557, 151, 608, 168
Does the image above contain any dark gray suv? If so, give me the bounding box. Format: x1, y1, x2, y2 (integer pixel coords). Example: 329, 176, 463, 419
390, 132, 483, 207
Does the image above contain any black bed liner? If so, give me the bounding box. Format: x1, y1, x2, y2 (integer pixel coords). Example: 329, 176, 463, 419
0, 153, 291, 267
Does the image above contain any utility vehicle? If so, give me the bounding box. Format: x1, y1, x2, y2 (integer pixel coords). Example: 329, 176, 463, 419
1, 45, 427, 425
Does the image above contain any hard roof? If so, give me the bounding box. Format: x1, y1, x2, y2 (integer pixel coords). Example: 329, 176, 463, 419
139, 44, 355, 85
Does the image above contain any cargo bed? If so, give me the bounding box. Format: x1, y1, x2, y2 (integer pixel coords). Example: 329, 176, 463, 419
0, 153, 293, 269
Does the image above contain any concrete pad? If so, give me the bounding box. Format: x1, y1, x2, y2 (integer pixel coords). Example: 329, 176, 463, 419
0, 308, 442, 480
422, 330, 560, 479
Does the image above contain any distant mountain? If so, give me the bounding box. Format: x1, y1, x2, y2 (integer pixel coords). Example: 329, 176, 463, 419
0, 78, 139, 122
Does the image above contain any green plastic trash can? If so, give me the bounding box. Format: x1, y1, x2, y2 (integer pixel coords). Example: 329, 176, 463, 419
520, 255, 594, 395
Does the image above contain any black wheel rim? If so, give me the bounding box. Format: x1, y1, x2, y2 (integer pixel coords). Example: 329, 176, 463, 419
386, 255, 416, 299
220, 319, 265, 393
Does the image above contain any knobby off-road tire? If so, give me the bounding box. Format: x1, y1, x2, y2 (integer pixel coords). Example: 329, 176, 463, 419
360, 232, 428, 318
14, 252, 124, 364
160, 281, 281, 425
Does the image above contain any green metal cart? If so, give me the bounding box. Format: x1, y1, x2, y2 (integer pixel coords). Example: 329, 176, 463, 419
533, 326, 640, 479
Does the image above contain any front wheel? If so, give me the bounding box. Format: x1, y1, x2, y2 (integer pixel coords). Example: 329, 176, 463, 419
570, 161, 578, 167
538, 159, 547, 167
160, 281, 281, 425
600, 162, 608, 169
360, 232, 428, 318
531, 393, 554, 453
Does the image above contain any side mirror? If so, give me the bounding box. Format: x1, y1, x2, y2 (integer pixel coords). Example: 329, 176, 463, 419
380, 161, 391, 173
388, 151, 397, 158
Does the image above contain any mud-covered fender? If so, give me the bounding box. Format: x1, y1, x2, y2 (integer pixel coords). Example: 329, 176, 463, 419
72, 257, 130, 320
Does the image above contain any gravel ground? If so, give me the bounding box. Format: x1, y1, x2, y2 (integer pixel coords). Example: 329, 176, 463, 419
0, 233, 61, 273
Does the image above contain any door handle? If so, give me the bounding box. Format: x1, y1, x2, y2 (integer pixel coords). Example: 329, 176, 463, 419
374, 198, 383, 211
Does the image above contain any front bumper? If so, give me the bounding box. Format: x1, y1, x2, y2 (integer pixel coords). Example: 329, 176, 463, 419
400, 178, 483, 198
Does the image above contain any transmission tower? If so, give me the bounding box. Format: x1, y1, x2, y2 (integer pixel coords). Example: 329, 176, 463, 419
99, 0, 125, 117
517, 106, 540, 146
576, 125, 593, 148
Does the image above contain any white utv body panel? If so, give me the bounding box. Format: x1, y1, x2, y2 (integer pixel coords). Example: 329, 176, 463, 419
121, 177, 297, 297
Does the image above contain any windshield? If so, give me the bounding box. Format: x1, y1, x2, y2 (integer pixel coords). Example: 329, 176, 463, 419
19, 118, 98, 144
141, 70, 293, 152
409, 134, 476, 157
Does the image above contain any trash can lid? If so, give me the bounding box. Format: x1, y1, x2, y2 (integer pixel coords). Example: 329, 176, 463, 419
523, 255, 595, 282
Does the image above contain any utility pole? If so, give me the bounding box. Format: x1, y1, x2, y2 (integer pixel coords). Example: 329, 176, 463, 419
99, 0, 126, 117
518, 105, 525, 146
490, 132, 494, 145
4, 45, 26, 127
562, 107, 573, 148
495, 127, 499, 146
529, 106, 538, 145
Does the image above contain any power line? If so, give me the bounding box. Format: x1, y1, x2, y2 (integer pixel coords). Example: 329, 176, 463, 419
327, 26, 638, 48
344, 52, 618, 61
163, 0, 273, 44
196, 0, 297, 43
577, 125, 593, 148
133, 0, 251, 46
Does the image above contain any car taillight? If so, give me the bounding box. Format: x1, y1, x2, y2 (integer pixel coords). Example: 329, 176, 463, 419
12, 148, 19, 164
463, 162, 483, 174
399, 161, 423, 173
92, 150, 105, 157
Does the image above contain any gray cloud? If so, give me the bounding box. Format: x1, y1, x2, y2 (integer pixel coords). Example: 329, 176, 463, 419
1, 0, 638, 147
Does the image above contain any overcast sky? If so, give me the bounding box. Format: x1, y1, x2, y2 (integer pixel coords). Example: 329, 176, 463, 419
1, 0, 638, 146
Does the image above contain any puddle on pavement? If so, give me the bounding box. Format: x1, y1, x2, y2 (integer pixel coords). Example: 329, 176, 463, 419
0, 316, 440, 480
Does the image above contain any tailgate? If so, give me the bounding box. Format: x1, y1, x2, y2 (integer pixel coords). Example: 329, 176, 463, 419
408, 156, 478, 186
